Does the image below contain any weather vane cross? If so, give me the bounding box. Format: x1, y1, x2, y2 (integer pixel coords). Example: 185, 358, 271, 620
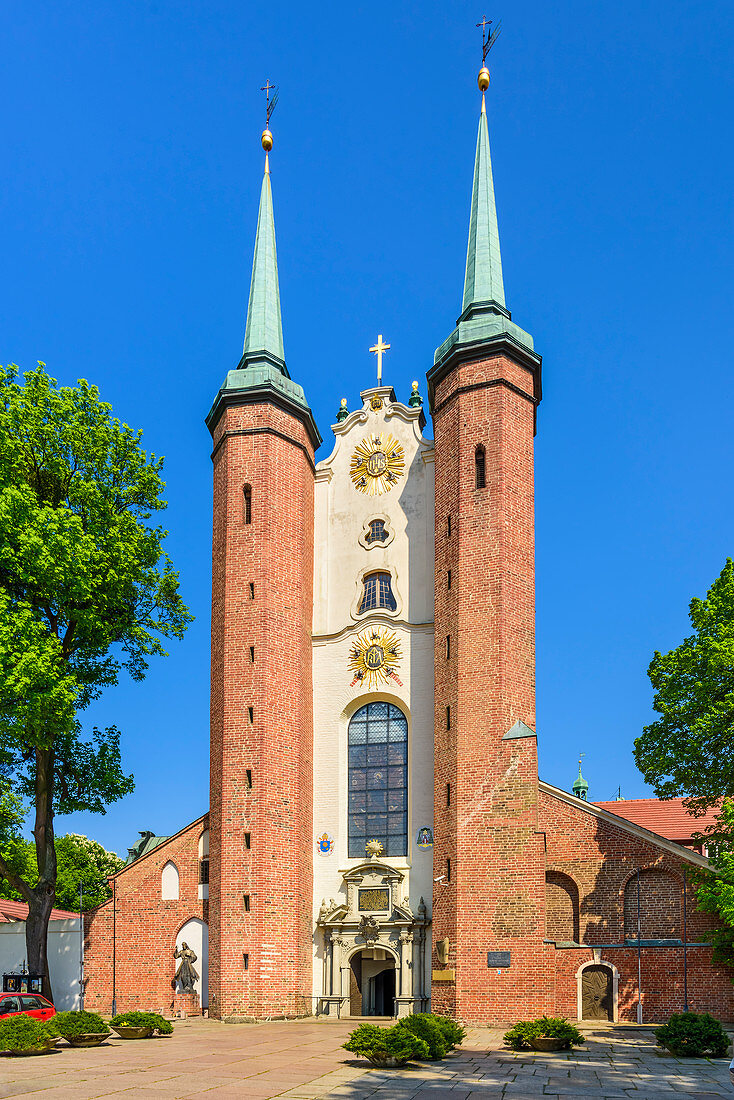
476, 15, 502, 65
369, 334, 391, 385
260, 79, 279, 127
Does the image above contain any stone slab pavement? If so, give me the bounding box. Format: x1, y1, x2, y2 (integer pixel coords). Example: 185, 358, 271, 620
0, 1018, 732, 1099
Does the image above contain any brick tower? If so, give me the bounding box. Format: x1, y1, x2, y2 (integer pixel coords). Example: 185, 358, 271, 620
428, 60, 544, 1022
206, 125, 320, 1020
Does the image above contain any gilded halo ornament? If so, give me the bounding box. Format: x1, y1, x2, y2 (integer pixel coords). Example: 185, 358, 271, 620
348, 628, 403, 689
350, 434, 405, 496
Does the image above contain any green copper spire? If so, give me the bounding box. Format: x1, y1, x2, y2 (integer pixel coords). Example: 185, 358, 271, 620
573, 761, 589, 801
240, 153, 286, 374
462, 95, 505, 314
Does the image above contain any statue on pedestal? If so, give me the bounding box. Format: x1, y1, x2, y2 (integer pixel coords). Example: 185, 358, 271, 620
174, 942, 199, 993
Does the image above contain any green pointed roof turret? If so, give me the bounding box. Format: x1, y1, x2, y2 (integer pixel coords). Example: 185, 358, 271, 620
240, 147, 286, 374
205, 109, 320, 447
573, 762, 589, 801
462, 93, 505, 315
429, 50, 541, 411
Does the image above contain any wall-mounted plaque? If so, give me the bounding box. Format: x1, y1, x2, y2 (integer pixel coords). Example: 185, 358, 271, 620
487, 951, 511, 968
358, 887, 389, 912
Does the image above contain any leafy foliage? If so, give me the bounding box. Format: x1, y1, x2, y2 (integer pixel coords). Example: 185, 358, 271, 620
686, 799, 734, 971
343, 1022, 429, 1064
0, 1014, 55, 1051
503, 1016, 585, 1051
0, 830, 124, 910
49, 1010, 109, 1037
110, 1011, 173, 1034
0, 363, 191, 992
634, 560, 734, 812
0, 781, 36, 893
654, 1012, 729, 1057
396, 1013, 449, 1059
425, 1013, 466, 1049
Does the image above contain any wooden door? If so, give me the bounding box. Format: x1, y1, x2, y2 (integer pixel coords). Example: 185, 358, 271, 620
582, 965, 613, 1020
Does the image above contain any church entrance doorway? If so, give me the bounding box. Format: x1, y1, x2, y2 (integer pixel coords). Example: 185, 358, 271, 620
349, 950, 396, 1017
581, 965, 613, 1021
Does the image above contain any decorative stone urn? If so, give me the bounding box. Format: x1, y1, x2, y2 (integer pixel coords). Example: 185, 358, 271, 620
529, 1036, 567, 1052
65, 1032, 110, 1047
111, 1025, 153, 1039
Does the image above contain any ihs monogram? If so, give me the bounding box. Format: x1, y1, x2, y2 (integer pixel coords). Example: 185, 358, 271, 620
350, 434, 405, 496
348, 628, 403, 688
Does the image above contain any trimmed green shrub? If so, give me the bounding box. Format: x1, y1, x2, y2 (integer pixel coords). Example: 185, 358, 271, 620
49, 1011, 110, 1038
504, 1016, 585, 1052
655, 1012, 729, 1058
0, 1014, 55, 1052
396, 1013, 448, 1059
110, 1011, 173, 1035
426, 1013, 466, 1050
343, 1022, 430, 1065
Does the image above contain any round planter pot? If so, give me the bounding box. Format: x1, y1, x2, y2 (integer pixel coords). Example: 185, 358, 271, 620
65, 1032, 110, 1048
111, 1025, 154, 1039
1, 1039, 58, 1056
529, 1037, 568, 1052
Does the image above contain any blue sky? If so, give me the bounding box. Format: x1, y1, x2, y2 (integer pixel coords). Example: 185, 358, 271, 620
3, 1, 733, 855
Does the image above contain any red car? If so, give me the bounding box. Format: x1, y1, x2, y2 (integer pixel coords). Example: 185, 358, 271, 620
0, 992, 56, 1021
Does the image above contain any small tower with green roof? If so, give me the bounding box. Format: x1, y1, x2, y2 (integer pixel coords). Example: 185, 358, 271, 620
573, 761, 589, 801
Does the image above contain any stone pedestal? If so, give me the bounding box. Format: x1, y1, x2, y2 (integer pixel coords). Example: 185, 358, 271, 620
173, 991, 201, 1017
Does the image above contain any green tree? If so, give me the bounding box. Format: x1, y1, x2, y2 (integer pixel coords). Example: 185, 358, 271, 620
690, 799, 734, 971
0, 826, 124, 911
0, 364, 192, 998
634, 559, 734, 813
0, 783, 36, 897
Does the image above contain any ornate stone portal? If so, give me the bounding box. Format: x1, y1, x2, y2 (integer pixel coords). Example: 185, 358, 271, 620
317, 860, 430, 1017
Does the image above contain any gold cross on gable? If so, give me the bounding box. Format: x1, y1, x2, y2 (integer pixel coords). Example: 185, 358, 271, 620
369, 334, 391, 384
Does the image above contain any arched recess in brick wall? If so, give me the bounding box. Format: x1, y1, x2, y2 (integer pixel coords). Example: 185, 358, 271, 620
545, 870, 580, 943
161, 861, 179, 900
623, 868, 683, 940
175, 917, 208, 1008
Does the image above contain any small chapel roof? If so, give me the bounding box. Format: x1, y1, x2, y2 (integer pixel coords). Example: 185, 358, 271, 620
594, 797, 721, 848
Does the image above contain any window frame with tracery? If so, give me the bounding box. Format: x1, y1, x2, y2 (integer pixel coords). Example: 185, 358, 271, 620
347, 701, 408, 858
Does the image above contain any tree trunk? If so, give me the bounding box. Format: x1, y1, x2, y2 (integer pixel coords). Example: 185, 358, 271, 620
25, 745, 57, 1003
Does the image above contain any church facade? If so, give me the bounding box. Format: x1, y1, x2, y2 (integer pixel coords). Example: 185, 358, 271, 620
83, 62, 734, 1025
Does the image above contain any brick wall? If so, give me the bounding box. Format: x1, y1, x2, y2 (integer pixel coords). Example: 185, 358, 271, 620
431, 349, 544, 1022
83, 817, 208, 1015
546, 871, 579, 943
208, 396, 315, 1020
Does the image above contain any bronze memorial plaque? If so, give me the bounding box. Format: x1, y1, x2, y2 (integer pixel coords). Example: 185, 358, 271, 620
358, 888, 390, 912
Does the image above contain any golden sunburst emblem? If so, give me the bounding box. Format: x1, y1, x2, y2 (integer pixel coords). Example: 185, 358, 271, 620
348, 628, 403, 688
350, 434, 405, 495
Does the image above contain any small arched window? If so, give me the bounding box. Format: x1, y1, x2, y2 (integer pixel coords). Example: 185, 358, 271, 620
161, 861, 180, 900
358, 572, 397, 614
198, 830, 209, 888
475, 446, 486, 490
243, 485, 252, 524
366, 519, 388, 545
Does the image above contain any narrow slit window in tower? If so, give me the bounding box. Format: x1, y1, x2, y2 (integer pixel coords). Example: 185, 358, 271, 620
446, 783, 451, 806
249, 646, 255, 663
447, 515, 452, 537
475, 446, 486, 489
249, 582, 255, 599
447, 569, 452, 590
446, 635, 451, 659
243, 952, 249, 970
447, 857, 451, 882
446, 705, 451, 730
244, 832, 251, 849
243, 894, 250, 913
243, 484, 252, 524
246, 769, 252, 788
248, 706, 254, 724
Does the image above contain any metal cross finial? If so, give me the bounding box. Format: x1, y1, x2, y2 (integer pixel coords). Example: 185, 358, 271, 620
261, 79, 279, 126
369, 334, 391, 385
477, 16, 502, 64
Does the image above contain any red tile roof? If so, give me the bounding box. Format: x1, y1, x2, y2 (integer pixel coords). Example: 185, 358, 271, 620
594, 798, 721, 844
0, 899, 78, 923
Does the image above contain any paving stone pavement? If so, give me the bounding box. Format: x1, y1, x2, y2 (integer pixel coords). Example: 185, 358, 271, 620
0, 1018, 731, 1099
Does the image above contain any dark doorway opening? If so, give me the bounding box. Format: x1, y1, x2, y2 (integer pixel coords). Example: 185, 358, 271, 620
349, 951, 396, 1017
581, 965, 614, 1021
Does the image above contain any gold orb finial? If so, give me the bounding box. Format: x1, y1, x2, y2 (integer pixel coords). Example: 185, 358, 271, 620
411, 380, 419, 392
478, 66, 490, 91
261, 128, 273, 152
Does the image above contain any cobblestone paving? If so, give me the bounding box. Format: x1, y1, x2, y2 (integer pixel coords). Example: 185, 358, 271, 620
0, 1018, 731, 1099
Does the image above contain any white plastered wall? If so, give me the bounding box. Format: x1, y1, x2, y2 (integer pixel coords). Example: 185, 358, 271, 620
0, 918, 81, 1010
312, 386, 435, 1004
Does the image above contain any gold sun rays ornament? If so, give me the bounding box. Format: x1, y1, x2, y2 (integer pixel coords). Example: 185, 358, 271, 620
350, 434, 405, 496
348, 628, 404, 689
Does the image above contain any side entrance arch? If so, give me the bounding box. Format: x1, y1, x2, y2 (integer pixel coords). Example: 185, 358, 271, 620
175, 918, 209, 1008
577, 961, 618, 1022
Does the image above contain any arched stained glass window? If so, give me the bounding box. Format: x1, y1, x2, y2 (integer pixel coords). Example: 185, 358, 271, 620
348, 702, 408, 858
358, 572, 397, 614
